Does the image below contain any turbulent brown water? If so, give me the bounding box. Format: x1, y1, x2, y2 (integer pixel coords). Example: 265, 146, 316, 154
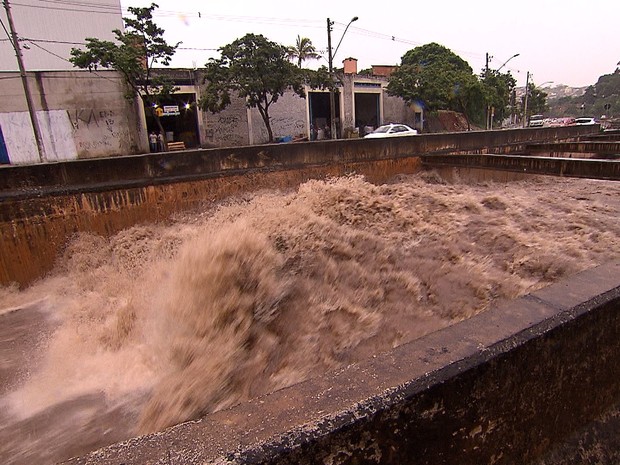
1, 172, 619, 464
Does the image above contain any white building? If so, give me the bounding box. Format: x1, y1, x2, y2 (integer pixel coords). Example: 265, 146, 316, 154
0, 0, 123, 71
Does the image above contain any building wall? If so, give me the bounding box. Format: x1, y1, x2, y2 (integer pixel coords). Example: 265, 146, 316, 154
383, 93, 417, 128
0, 0, 123, 71
204, 95, 250, 147
0, 70, 147, 163
341, 74, 420, 136
249, 92, 308, 144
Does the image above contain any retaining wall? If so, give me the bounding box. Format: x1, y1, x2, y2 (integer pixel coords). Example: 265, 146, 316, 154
0, 125, 601, 286
422, 154, 620, 181
63, 261, 620, 465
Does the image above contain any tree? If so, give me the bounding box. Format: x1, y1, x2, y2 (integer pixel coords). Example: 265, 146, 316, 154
201, 33, 320, 143
481, 69, 517, 126
387, 43, 483, 124
453, 75, 486, 130
286, 35, 321, 68
70, 3, 179, 140
522, 83, 548, 117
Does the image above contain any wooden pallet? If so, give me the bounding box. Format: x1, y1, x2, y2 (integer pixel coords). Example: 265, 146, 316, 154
167, 141, 186, 151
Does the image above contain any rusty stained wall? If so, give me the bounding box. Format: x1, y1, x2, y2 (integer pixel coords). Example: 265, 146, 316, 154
1, 125, 600, 286
0, 157, 421, 286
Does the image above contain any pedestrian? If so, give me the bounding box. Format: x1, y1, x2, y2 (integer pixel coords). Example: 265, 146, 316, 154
149, 132, 157, 152
157, 133, 164, 152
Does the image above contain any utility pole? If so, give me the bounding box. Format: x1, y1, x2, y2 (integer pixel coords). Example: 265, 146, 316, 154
485, 52, 490, 130
3, 0, 46, 162
327, 18, 336, 140
326, 16, 357, 140
522, 71, 530, 128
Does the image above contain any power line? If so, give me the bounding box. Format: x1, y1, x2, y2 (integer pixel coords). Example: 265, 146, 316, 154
4, 3, 488, 67
25, 39, 72, 62
11, 1, 121, 14
35, 0, 121, 8
24, 37, 86, 45
33, 0, 121, 11
22, 39, 124, 85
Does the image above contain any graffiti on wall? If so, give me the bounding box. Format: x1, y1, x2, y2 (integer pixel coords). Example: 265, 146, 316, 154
270, 116, 306, 137
39, 110, 78, 162
250, 93, 308, 144
68, 108, 133, 157
210, 112, 248, 147
68, 109, 115, 131
0, 107, 137, 164
0, 111, 77, 164
0, 112, 39, 163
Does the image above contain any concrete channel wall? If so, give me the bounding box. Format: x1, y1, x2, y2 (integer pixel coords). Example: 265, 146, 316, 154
2, 124, 620, 465
0, 125, 600, 286
422, 154, 620, 181
63, 261, 620, 465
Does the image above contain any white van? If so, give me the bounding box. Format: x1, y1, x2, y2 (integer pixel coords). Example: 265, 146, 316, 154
528, 115, 545, 127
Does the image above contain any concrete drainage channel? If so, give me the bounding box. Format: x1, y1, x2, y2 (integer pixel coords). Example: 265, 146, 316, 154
63, 261, 620, 465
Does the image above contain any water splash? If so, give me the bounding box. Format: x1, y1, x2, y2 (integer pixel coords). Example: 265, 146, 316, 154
1, 173, 619, 463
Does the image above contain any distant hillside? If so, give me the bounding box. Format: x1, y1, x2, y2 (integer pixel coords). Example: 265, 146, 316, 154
545, 71, 620, 118
515, 84, 586, 100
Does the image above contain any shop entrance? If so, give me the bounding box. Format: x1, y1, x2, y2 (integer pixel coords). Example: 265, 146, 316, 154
309, 91, 340, 139
354, 93, 380, 136
145, 92, 200, 150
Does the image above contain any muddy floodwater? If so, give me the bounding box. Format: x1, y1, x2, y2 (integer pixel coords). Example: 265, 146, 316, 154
1, 172, 620, 464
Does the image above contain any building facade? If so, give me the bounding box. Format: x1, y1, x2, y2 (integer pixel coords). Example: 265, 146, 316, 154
0, 63, 422, 164
0, 70, 147, 164
202, 59, 423, 147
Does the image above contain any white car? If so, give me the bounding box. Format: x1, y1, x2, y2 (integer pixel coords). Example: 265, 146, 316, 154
364, 123, 418, 138
574, 117, 597, 125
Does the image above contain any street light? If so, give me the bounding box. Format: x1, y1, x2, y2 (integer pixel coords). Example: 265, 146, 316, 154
327, 16, 358, 140
485, 52, 519, 129
496, 53, 520, 73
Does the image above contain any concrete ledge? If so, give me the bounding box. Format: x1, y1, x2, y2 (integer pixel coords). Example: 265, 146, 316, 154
64, 261, 620, 465
0, 126, 598, 200
422, 154, 620, 180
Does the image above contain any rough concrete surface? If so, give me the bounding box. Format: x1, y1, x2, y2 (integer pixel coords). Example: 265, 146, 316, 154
62, 261, 620, 465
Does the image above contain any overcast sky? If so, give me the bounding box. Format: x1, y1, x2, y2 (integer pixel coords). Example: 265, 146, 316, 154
121, 0, 619, 88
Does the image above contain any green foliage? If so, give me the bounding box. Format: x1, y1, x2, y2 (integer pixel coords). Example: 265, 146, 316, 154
522, 83, 548, 116
70, 3, 179, 104
286, 36, 321, 68
580, 71, 620, 117
200, 33, 329, 142
387, 43, 485, 125
481, 69, 517, 124
547, 69, 620, 118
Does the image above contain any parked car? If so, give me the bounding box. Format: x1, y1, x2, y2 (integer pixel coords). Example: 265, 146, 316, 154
364, 123, 418, 138
574, 117, 597, 125
528, 115, 545, 127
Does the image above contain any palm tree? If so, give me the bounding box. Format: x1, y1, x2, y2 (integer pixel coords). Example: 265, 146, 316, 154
287, 35, 321, 68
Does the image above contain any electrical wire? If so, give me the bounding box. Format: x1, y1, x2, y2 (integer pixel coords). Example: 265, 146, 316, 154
23, 39, 124, 84
10, 1, 122, 15
35, 0, 121, 9
4, 2, 490, 69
